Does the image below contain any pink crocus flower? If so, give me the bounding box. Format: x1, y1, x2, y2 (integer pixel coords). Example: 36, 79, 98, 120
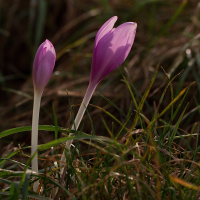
73, 16, 137, 131
31, 39, 56, 191
60, 16, 137, 166
90, 16, 137, 86
33, 39, 56, 93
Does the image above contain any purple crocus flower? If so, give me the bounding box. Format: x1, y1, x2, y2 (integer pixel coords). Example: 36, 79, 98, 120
73, 16, 137, 131
60, 16, 137, 167
31, 39, 56, 191
33, 39, 56, 93
90, 16, 137, 86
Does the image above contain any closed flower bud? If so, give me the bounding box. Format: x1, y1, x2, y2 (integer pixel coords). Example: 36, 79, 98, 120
33, 39, 56, 93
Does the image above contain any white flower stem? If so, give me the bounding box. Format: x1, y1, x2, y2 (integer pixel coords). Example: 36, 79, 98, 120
60, 82, 97, 172
72, 82, 97, 131
31, 90, 42, 192
52, 83, 97, 198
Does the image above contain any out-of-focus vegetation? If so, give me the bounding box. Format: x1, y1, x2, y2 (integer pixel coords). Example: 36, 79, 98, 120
0, 0, 200, 199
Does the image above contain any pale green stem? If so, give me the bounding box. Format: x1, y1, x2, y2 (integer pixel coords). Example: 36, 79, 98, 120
31, 89, 42, 192
72, 82, 97, 131
52, 83, 97, 198
60, 82, 97, 172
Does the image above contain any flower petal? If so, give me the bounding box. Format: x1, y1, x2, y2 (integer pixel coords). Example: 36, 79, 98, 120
104, 22, 137, 71
94, 16, 117, 48
33, 40, 47, 83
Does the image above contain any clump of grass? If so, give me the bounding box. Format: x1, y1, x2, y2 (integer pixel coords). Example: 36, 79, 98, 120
0, 68, 199, 199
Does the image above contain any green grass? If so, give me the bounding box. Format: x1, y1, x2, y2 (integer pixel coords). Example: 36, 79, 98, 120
0, 68, 199, 199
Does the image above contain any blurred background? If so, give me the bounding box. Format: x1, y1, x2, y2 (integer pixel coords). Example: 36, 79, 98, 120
0, 0, 200, 155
